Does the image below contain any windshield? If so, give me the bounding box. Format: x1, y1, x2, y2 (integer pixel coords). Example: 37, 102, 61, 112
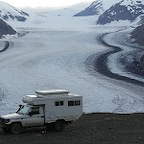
17, 105, 31, 115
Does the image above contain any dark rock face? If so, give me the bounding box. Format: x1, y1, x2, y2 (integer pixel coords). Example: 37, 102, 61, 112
97, 0, 144, 25
139, 15, 144, 24
74, 0, 103, 16
131, 24, 144, 70
0, 19, 16, 38
131, 24, 144, 46
1, 11, 29, 22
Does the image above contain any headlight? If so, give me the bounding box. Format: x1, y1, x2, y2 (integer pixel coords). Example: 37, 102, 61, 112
4, 119, 10, 123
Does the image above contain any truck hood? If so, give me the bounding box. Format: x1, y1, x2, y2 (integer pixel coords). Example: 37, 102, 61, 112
1, 113, 27, 120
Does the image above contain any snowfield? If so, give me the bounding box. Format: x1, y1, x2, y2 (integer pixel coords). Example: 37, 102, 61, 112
0, 13, 144, 115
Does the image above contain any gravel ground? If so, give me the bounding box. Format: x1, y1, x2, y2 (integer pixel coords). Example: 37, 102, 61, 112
1, 113, 144, 144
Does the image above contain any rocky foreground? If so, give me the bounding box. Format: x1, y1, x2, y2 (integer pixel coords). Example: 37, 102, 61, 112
1, 113, 144, 144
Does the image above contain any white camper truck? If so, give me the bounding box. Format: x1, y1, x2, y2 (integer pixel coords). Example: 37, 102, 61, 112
0, 89, 83, 134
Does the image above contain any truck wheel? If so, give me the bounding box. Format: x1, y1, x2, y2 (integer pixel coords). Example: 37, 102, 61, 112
2, 127, 10, 133
54, 120, 64, 131
10, 123, 22, 134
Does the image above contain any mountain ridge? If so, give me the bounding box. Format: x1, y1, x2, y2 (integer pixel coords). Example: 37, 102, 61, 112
0, 1, 29, 22
74, 0, 144, 25
97, 0, 144, 24
74, 0, 120, 17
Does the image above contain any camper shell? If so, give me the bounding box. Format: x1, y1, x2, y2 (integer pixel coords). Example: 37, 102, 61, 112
23, 89, 82, 123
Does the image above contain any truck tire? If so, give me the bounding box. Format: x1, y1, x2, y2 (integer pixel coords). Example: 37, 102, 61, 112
54, 120, 64, 131
10, 123, 22, 134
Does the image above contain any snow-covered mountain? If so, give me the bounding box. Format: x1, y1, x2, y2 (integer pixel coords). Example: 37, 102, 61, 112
74, 0, 144, 25
97, 0, 144, 24
74, 0, 120, 16
0, 1, 29, 22
74, 0, 103, 16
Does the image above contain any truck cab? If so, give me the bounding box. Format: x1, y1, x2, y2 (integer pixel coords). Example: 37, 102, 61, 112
16, 105, 44, 127
0, 104, 45, 134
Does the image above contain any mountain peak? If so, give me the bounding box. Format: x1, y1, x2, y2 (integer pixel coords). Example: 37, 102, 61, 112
74, 0, 103, 16
74, 0, 144, 25
0, 1, 29, 22
74, 0, 120, 17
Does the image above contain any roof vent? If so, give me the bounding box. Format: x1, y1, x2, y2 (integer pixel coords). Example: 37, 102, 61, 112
35, 89, 69, 97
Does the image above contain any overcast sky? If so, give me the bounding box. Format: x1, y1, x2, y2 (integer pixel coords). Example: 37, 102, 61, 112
1, 0, 93, 8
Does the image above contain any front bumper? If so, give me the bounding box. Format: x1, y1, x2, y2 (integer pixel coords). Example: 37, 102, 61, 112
0, 121, 10, 127
0, 118, 11, 128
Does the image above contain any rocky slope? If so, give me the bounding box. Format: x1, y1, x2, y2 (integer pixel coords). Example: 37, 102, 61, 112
131, 24, 144, 46
74, 0, 120, 16
74, 0, 144, 25
97, 0, 144, 24
74, 0, 104, 16
0, 19, 16, 38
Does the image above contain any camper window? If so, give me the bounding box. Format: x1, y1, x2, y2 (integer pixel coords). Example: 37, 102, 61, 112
75, 100, 80, 106
55, 101, 64, 106
68, 100, 80, 106
68, 101, 74, 106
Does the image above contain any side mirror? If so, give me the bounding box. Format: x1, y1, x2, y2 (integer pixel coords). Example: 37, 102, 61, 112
19, 105, 22, 108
